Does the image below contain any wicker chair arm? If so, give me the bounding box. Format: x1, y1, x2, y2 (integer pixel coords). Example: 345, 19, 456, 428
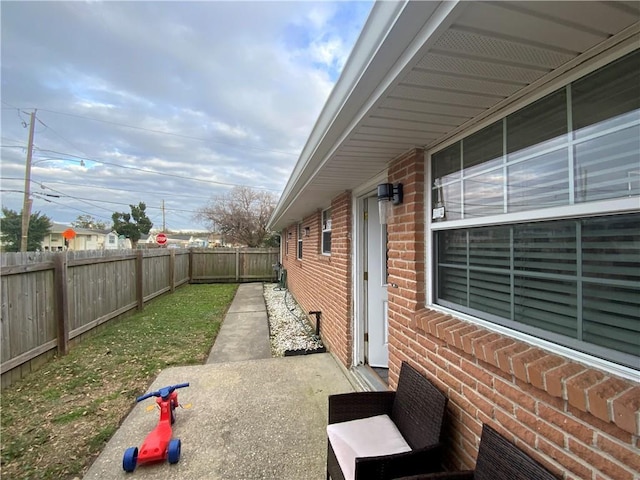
328, 391, 396, 424
393, 472, 474, 480
354, 443, 443, 480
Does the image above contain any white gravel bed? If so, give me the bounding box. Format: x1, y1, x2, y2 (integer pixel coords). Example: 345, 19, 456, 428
263, 283, 324, 356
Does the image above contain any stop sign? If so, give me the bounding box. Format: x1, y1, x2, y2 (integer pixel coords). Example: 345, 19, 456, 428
156, 233, 168, 245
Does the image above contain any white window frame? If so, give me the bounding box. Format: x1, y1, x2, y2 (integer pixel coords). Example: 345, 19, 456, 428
321, 208, 332, 255
297, 223, 303, 260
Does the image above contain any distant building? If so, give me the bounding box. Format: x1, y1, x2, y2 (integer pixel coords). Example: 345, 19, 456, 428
40, 226, 134, 251
42, 223, 101, 251
99, 231, 119, 250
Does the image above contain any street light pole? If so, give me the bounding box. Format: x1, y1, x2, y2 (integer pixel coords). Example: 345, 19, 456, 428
20, 110, 36, 252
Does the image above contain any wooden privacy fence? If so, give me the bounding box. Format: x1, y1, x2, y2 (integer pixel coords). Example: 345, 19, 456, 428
1, 247, 278, 386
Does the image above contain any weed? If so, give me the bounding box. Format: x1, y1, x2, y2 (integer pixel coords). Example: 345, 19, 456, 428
88, 425, 118, 450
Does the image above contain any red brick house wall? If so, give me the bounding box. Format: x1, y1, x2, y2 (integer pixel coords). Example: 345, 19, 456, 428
280, 192, 353, 367
385, 149, 640, 480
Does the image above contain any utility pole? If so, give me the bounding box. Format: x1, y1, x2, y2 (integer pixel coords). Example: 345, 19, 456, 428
20, 110, 36, 252
162, 199, 166, 232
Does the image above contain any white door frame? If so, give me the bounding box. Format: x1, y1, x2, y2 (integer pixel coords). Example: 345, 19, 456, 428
352, 172, 388, 368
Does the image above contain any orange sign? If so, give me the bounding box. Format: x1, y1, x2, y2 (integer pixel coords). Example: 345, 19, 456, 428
62, 228, 77, 240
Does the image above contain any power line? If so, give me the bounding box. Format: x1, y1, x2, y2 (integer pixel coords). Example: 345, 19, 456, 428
35, 195, 113, 222
32, 148, 280, 191
2, 178, 206, 220
36, 182, 201, 215
36, 108, 299, 157
15, 178, 212, 200
3, 146, 281, 192
4, 110, 284, 192
2, 186, 201, 230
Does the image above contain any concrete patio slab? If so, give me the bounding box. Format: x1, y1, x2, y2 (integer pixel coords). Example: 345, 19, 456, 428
83, 355, 354, 480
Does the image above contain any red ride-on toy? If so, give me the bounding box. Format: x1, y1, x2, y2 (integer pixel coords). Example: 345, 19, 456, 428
122, 383, 189, 472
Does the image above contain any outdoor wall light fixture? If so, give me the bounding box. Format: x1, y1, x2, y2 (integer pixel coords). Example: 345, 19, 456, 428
377, 183, 403, 225
304, 227, 310, 236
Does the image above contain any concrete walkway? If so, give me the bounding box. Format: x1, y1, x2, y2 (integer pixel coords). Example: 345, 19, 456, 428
83, 283, 356, 480
206, 283, 271, 363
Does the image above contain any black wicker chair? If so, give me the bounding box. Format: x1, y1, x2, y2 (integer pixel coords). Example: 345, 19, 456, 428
327, 361, 447, 480
394, 424, 559, 480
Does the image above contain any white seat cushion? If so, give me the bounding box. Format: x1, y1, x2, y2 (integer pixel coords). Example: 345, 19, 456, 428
327, 414, 411, 480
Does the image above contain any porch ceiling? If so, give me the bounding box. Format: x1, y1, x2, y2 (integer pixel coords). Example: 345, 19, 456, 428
269, 0, 640, 231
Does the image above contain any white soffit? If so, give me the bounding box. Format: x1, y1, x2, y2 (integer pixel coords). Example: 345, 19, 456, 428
269, 0, 640, 231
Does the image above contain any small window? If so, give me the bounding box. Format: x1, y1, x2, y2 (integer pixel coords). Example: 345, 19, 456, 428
297, 223, 303, 259
322, 209, 332, 255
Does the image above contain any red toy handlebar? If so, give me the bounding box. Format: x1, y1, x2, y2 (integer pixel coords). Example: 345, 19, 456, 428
136, 383, 190, 402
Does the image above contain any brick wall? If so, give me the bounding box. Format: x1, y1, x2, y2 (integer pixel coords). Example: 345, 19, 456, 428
280, 192, 353, 367
385, 149, 640, 480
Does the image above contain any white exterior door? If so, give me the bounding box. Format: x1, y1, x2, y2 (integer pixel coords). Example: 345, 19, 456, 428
366, 196, 389, 367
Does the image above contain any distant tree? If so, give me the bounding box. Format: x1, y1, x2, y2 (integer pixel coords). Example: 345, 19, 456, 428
72, 214, 107, 230
0, 207, 53, 252
261, 232, 280, 248
195, 186, 278, 247
111, 202, 153, 249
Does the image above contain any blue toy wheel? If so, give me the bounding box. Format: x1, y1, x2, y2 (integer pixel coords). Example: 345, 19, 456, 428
167, 438, 181, 464
123, 446, 138, 472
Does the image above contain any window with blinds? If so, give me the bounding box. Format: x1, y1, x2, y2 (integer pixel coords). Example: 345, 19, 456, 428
435, 214, 639, 366
431, 50, 640, 368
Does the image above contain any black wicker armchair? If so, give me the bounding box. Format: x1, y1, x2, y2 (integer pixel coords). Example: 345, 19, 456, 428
326, 361, 448, 480
395, 424, 559, 480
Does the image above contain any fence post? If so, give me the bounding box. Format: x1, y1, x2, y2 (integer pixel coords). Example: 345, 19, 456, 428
136, 250, 144, 310
54, 252, 69, 355
169, 249, 176, 293
235, 249, 240, 281
188, 249, 194, 283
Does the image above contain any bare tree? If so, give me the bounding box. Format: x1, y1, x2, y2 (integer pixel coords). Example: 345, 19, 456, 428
195, 186, 278, 247
72, 214, 107, 230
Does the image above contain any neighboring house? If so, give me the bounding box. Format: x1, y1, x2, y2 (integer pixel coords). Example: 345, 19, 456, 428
207, 233, 224, 247
99, 231, 119, 250
269, 2, 639, 479
166, 234, 190, 248
42, 223, 101, 251
142, 233, 163, 248
187, 236, 208, 248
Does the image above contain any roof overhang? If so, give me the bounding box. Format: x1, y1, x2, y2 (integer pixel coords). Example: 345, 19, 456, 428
269, 1, 640, 231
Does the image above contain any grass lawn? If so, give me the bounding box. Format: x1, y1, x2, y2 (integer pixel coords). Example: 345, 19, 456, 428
1, 283, 238, 479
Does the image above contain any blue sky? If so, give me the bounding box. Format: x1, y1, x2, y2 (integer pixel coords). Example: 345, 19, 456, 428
1, 1, 372, 231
